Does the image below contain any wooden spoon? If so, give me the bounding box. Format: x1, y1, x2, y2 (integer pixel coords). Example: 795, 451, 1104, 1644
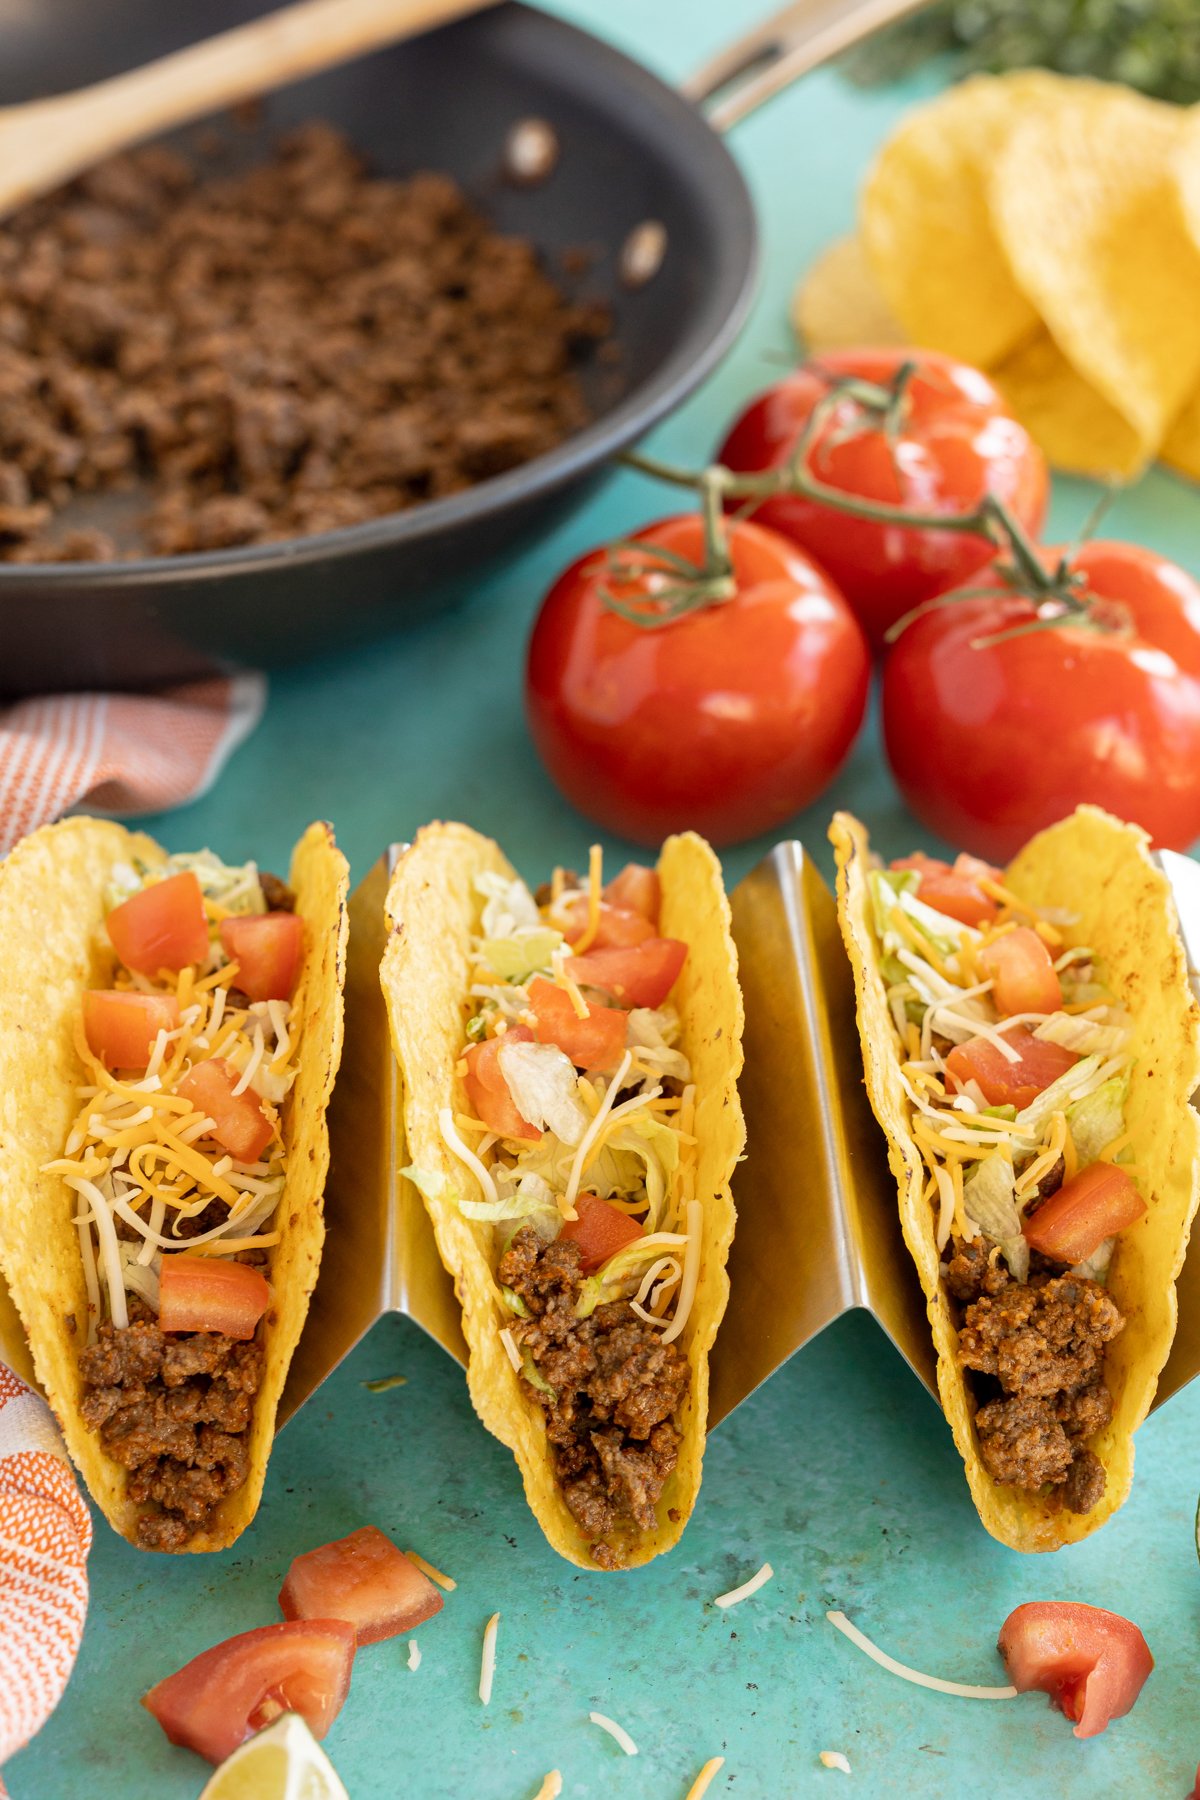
0, 0, 495, 219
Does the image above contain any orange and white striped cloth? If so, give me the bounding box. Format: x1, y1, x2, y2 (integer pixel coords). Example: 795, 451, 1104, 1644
0, 672, 265, 854
0, 1366, 91, 1792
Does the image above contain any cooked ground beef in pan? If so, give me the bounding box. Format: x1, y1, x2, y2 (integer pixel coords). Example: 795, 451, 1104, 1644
498, 1226, 688, 1566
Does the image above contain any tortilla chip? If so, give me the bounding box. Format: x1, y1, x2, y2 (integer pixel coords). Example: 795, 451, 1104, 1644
990, 85, 1200, 456
0, 818, 348, 1551
380, 824, 744, 1568
991, 332, 1149, 481
860, 72, 1061, 368
831, 806, 1200, 1552
791, 234, 905, 352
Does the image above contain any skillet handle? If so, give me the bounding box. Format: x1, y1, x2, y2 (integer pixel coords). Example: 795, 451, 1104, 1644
683, 0, 930, 132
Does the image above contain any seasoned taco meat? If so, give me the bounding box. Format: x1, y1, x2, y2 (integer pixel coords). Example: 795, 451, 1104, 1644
958, 1274, 1122, 1512
498, 1227, 687, 1562
78, 1303, 263, 1550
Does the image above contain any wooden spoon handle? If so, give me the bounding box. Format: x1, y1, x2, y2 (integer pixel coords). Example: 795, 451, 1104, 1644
0, 0, 495, 215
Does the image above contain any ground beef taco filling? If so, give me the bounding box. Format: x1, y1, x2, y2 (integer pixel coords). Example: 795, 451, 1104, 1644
407, 850, 700, 1567
53, 851, 303, 1549
868, 850, 1146, 1515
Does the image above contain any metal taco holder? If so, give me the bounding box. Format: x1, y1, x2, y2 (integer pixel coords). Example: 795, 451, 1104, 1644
275, 839, 1200, 1431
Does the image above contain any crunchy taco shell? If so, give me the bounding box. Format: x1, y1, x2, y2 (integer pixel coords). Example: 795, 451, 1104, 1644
0, 817, 348, 1551
380, 823, 744, 1568
831, 806, 1200, 1551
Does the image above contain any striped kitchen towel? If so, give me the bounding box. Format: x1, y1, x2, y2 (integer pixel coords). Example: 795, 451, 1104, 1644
0, 1366, 92, 1791
0, 672, 265, 855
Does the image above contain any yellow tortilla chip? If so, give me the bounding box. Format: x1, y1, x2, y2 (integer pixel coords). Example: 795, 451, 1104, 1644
791, 234, 905, 352
831, 806, 1200, 1552
990, 85, 1200, 455
860, 71, 1062, 368
0, 817, 348, 1552
380, 824, 744, 1568
991, 331, 1149, 481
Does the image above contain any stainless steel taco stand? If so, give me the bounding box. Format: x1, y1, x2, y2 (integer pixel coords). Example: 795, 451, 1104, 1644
276, 839, 1200, 1432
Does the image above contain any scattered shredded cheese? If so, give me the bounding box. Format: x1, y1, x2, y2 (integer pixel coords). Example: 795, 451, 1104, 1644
407, 1639, 421, 1672
683, 1756, 725, 1800
563, 1050, 633, 1210
531, 1776, 562, 1800
499, 1326, 522, 1373
568, 844, 604, 955
713, 1562, 774, 1609
826, 1611, 1017, 1699
819, 1751, 852, 1774
660, 1199, 702, 1345
550, 946, 590, 1021
479, 1612, 500, 1706
589, 1712, 638, 1756
439, 1107, 500, 1209
407, 1550, 457, 1591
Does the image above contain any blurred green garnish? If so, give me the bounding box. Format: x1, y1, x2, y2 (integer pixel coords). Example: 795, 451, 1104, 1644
843, 0, 1200, 104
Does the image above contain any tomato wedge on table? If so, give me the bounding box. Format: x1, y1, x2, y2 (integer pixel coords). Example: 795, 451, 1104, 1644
560, 897, 655, 949
890, 853, 999, 928
83, 990, 179, 1070
1023, 1164, 1146, 1265
946, 1026, 1079, 1111
177, 1057, 274, 1162
462, 1025, 541, 1142
142, 1619, 356, 1762
279, 1526, 443, 1645
566, 937, 687, 1010
528, 976, 627, 1071
603, 863, 660, 923
219, 912, 304, 1001
980, 927, 1062, 1016
559, 1193, 644, 1273
107, 871, 209, 975
159, 1255, 270, 1340
998, 1602, 1153, 1738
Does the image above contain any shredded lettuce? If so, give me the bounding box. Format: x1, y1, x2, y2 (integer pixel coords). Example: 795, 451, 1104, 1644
403, 1162, 559, 1229
479, 929, 562, 983
1014, 1054, 1102, 1140
1066, 1076, 1129, 1165
593, 1115, 679, 1234
474, 872, 541, 939
495, 1039, 589, 1145
625, 1007, 691, 1083
868, 868, 967, 960
165, 850, 266, 915
500, 1286, 530, 1317
1035, 1011, 1130, 1058
962, 1149, 1028, 1282
574, 1234, 668, 1319
520, 1355, 556, 1402
1072, 1237, 1115, 1284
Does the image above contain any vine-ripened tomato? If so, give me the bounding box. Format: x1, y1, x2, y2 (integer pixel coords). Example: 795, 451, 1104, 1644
716, 348, 1048, 647
882, 539, 1200, 861
524, 514, 870, 847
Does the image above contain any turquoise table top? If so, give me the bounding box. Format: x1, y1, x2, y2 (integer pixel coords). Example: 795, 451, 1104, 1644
10, 5, 1200, 1796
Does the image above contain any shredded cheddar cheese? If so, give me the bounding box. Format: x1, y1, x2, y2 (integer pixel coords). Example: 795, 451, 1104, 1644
566, 843, 604, 955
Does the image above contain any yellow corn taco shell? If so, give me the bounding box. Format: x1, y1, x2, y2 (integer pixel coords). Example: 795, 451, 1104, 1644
831, 806, 1200, 1551
380, 823, 744, 1568
0, 817, 348, 1551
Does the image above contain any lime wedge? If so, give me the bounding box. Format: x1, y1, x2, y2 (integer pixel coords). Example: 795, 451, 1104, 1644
198, 1713, 348, 1800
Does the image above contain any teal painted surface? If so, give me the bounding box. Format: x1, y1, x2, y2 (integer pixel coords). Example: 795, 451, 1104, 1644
10, 4, 1200, 1795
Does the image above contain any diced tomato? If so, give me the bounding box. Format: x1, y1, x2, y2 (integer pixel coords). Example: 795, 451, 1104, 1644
980, 926, 1062, 1015
890, 852, 998, 928
1023, 1163, 1145, 1265
279, 1526, 443, 1645
558, 1192, 644, 1273
159, 1255, 270, 1340
219, 912, 304, 1001
462, 1024, 541, 1142
107, 871, 209, 975
998, 1602, 1153, 1739
946, 1026, 1079, 1111
527, 976, 627, 1071
83, 990, 180, 1070
1188, 1764, 1200, 1799
566, 937, 687, 1009
603, 863, 661, 922
142, 1619, 356, 1763
561, 896, 656, 949
177, 1057, 274, 1162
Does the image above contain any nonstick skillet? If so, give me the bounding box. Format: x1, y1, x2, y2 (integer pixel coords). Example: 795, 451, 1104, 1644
0, 0, 921, 693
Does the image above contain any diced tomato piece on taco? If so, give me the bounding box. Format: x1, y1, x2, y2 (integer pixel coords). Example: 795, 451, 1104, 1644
890, 851, 999, 927
946, 1026, 1078, 1111
561, 896, 655, 949
279, 1526, 443, 1645
463, 1025, 541, 1141
142, 1619, 356, 1763
559, 1193, 645, 1273
178, 1057, 274, 1161
981, 926, 1062, 1016
219, 913, 304, 1001
107, 871, 209, 975
159, 1255, 270, 1340
1023, 1163, 1145, 1265
603, 863, 661, 923
998, 1602, 1153, 1738
528, 976, 627, 1071
566, 937, 687, 1009
83, 990, 180, 1070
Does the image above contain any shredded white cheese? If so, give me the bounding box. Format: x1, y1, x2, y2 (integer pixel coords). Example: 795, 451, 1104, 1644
407, 1639, 421, 1672
563, 1050, 633, 1210
479, 1612, 500, 1706
499, 1326, 522, 1373
819, 1751, 852, 1774
660, 1198, 702, 1345
683, 1757, 725, 1800
406, 1550, 456, 1592
439, 1107, 500, 1208
531, 1776, 562, 1800
826, 1611, 1017, 1698
713, 1562, 774, 1610
589, 1712, 638, 1756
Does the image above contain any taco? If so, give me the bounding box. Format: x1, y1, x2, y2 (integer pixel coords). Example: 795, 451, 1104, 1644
381, 824, 744, 1569
831, 805, 1200, 1551
0, 817, 348, 1552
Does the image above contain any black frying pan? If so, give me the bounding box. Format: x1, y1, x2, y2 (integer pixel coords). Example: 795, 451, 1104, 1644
0, 0, 919, 694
